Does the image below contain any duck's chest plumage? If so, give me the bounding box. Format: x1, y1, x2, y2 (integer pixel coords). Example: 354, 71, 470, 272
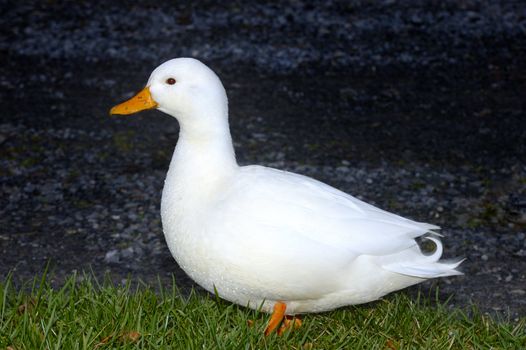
159, 145, 261, 307
161, 181, 269, 310
160, 167, 214, 285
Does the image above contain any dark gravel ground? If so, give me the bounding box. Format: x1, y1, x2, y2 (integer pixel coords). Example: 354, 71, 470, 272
1, 1, 525, 319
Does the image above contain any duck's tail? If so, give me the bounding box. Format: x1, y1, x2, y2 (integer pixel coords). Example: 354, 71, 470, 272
381, 235, 465, 278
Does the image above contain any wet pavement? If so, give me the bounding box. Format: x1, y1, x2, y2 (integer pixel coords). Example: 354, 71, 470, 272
1, 1, 525, 318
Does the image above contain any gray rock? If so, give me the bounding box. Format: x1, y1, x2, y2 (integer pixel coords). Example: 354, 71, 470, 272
104, 250, 120, 264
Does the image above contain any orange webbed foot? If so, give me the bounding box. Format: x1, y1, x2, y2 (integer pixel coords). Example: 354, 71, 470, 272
264, 302, 286, 336
264, 302, 303, 336
277, 315, 302, 335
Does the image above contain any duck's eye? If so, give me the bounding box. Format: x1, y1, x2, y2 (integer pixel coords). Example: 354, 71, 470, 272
166, 78, 176, 85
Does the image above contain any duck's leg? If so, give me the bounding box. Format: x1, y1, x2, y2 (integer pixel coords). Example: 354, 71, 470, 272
264, 302, 287, 336
277, 315, 303, 335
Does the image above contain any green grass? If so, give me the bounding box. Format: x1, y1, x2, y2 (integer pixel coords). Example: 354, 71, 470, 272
0, 274, 524, 349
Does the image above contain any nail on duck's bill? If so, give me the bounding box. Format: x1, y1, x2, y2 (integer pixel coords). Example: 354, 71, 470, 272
109, 87, 158, 115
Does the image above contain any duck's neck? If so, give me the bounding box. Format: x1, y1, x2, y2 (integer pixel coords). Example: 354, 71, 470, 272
164, 118, 238, 203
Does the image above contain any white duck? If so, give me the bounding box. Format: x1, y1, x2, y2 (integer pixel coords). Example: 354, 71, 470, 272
110, 58, 463, 335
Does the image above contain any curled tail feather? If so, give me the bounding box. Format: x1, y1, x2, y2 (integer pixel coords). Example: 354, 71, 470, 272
382, 235, 465, 278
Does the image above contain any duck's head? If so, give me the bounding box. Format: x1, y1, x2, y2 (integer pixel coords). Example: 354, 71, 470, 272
110, 58, 228, 130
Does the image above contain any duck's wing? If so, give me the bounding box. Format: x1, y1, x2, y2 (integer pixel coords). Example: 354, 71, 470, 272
219, 165, 439, 255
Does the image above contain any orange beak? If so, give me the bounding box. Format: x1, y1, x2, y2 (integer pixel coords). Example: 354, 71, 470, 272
109, 87, 158, 115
